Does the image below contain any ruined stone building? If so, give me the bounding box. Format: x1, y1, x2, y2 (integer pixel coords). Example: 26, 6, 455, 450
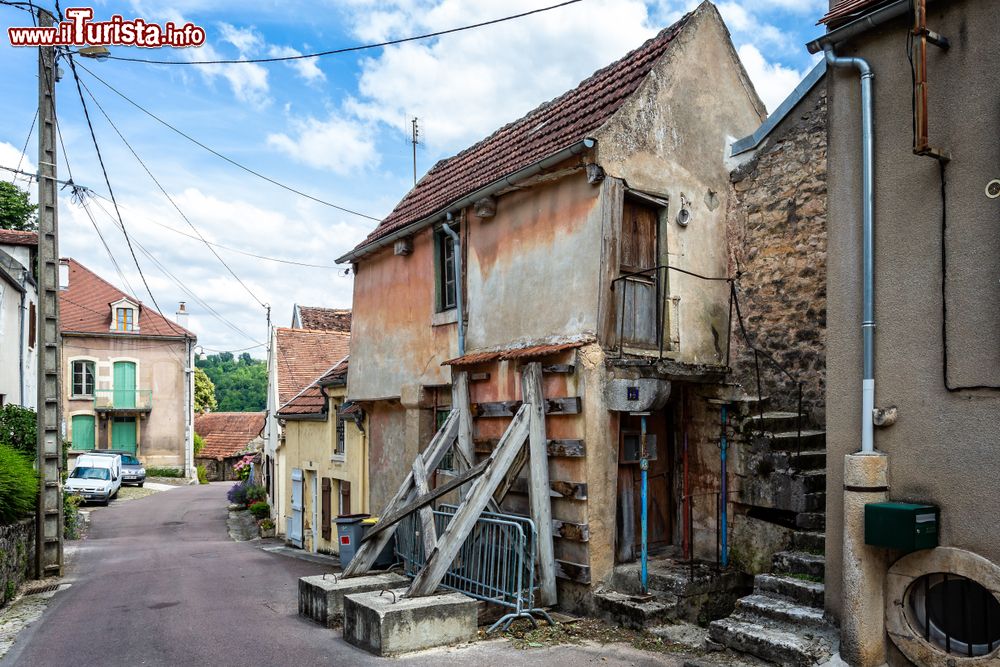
337, 1, 780, 618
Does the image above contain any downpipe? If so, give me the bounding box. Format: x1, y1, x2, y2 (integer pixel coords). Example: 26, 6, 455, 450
442, 214, 465, 356
639, 414, 649, 594
824, 46, 876, 454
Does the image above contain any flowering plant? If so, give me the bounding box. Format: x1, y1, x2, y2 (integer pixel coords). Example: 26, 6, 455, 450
233, 454, 255, 481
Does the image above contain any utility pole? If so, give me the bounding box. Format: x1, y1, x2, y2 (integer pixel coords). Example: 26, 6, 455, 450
411, 117, 419, 186
35, 7, 64, 578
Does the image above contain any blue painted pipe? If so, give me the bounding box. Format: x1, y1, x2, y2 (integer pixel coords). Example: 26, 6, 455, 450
640, 415, 649, 594
720, 405, 728, 568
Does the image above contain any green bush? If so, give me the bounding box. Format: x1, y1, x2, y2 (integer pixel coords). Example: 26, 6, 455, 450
196, 464, 208, 485
0, 405, 36, 458
244, 484, 267, 505
193, 433, 205, 456
63, 491, 82, 540
0, 444, 38, 524
145, 467, 183, 478
248, 501, 270, 520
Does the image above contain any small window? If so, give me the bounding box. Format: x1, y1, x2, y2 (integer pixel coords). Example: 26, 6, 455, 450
28, 303, 36, 349
72, 360, 95, 397
115, 307, 136, 332
334, 412, 345, 457
909, 573, 1000, 657
435, 228, 457, 312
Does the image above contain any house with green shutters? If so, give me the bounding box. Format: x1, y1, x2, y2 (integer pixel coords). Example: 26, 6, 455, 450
59, 259, 196, 475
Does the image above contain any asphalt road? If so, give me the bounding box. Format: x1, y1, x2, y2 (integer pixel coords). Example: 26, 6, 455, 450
3, 483, 692, 667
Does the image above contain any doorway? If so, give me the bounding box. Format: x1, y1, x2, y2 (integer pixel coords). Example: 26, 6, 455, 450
615, 409, 673, 563
111, 417, 137, 453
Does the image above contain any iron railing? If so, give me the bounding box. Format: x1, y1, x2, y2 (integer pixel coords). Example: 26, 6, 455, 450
395, 505, 553, 632
93, 388, 153, 411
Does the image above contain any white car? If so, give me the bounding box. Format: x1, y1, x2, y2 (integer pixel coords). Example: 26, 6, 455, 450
66, 457, 122, 505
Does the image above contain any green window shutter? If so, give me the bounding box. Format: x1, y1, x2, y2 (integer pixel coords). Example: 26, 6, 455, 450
71, 415, 95, 450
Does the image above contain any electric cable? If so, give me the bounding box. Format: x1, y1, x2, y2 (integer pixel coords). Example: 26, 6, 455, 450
10, 108, 37, 185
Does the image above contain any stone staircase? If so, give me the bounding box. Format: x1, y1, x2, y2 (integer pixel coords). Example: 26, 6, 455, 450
709, 409, 837, 666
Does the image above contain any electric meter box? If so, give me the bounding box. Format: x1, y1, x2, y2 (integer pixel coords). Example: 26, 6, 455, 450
864, 502, 939, 551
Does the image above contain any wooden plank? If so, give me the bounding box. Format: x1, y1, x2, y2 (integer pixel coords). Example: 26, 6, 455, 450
411, 453, 437, 556
552, 520, 590, 542
542, 364, 575, 375
596, 178, 625, 344
407, 406, 531, 597
360, 459, 489, 544
475, 437, 585, 458
508, 478, 588, 500
472, 397, 581, 418
343, 410, 459, 576
554, 559, 591, 585
469, 372, 491, 382
522, 362, 557, 606
449, 447, 501, 514
493, 444, 528, 504
451, 370, 474, 481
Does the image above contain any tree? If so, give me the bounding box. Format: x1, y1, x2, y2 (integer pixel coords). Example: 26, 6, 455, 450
196, 353, 267, 412
0, 182, 38, 231
194, 367, 217, 413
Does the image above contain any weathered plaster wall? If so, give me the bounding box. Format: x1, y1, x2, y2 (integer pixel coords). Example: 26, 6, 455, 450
593, 2, 765, 366
62, 335, 187, 467
727, 85, 828, 423
825, 0, 1000, 634
366, 401, 410, 512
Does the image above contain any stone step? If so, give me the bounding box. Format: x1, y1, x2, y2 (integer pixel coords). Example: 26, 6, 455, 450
791, 531, 825, 553
772, 551, 825, 579
796, 512, 826, 531
743, 411, 804, 433
594, 589, 677, 630
735, 594, 827, 628
762, 430, 826, 452
804, 491, 827, 513
754, 574, 825, 609
739, 474, 826, 514
770, 449, 826, 472
708, 617, 834, 667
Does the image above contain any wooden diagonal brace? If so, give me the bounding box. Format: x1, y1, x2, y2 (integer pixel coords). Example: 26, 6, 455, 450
411, 453, 438, 555
522, 362, 557, 606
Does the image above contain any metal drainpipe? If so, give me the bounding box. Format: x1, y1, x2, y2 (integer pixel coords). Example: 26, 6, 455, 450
442, 213, 465, 356
18, 274, 26, 406
720, 404, 728, 568
639, 414, 649, 594
824, 46, 876, 454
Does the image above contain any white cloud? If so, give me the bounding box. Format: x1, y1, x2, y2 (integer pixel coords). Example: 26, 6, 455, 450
268, 46, 327, 84
218, 23, 265, 54
0, 141, 37, 196
267, 116, 378, 175
737, 43, 807, 113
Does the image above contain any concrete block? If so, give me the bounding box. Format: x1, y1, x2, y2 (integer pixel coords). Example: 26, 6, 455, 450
343, 588, 477, 656
298, 572, 408, 628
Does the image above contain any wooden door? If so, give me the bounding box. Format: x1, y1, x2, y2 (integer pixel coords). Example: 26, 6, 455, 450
615, 411, 672, 563
113, 361, 136, 408
620, 200, 657, 273
111, 417, 136, 453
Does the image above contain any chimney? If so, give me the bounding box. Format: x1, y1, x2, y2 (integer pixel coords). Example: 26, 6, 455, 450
175, 301, 189, 328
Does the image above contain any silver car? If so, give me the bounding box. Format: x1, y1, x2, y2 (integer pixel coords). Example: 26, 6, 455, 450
89, 451, 146, 487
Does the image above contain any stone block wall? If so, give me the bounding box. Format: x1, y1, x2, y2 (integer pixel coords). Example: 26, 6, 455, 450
0, 518, 36, 606
727, 86, 828, 424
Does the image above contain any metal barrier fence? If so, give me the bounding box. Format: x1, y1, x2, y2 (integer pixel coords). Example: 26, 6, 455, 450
395, 504, 553, 632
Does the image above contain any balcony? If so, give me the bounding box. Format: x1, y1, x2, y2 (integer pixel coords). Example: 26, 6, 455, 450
94, 389, 153, 414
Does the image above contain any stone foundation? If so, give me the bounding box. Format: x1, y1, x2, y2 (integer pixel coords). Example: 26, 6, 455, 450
343, 588, 477, 656
298, 572, 407, 628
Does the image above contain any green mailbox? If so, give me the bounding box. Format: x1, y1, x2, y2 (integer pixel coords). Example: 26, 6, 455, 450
864, 502, 939, 551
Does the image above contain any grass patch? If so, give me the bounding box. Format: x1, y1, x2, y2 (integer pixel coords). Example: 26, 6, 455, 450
146, 467, 184, 478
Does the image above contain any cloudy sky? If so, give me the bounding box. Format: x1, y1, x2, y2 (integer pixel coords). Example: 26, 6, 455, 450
0, 0, 826, 356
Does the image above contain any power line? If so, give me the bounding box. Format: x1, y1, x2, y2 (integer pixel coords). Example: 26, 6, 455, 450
99, 1, 584, 65
74, 62, 382, 221
76, 75, 268, 309
10, 108, 37, 184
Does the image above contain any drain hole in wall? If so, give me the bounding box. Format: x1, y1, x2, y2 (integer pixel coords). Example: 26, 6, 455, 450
908, 573, 1000, 657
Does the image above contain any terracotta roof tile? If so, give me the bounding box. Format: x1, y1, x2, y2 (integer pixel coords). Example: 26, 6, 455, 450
817, 0, 888, 27
277, 358, 348, 417
275, 328, 350, 406
296, 306, 352, 332
444, 341, 587, 366
58, 258, 193, 338
0, 230, 37, 247
347, 12, 693, 257
194, 412, 265, 461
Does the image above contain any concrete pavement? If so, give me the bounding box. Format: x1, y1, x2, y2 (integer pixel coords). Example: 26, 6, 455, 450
2, 482, 699, 666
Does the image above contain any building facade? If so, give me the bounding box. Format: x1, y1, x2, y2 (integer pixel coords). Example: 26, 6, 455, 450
194, 411, 265, 481
0, 230, 38, 409
59, 259, 195, 474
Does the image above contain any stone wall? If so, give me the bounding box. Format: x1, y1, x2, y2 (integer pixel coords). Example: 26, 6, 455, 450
0, 518, 36, 606
727, 86, 828, 425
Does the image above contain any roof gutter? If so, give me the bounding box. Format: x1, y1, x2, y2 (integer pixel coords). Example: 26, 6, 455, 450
807, 0, 909, 53
336, 138, 597, 264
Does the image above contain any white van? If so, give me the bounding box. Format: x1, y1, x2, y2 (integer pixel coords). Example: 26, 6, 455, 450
66, 453, 122, 504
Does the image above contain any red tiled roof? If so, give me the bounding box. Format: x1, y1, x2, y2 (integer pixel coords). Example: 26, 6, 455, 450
347, 11, 693, 257
194, 411, 265, 461
0, 230, 38, 246
818, 0, 889, 27
274, 327, 350, 406
444, 341, 587, 366
59, 258, 193, 338
277, 358, 349, 417
296, 306, 351, 333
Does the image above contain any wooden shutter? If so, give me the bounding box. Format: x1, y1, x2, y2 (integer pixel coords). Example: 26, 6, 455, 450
620, 200, 658, 273
321, 478, 332, 541
340, 480, 351, 516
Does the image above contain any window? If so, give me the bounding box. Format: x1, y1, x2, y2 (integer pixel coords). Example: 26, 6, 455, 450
28, 303, 36, 348
435, 228, 457, 312
909, 573, 1000, 657
115, 307, 136, 331
334, 412, 346, 458
72, 360, 95, 397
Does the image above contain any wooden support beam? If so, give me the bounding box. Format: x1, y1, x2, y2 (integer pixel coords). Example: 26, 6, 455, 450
406, 406, 531, 597
475, 438, 585, 458
522, 362, 557, 606
552, 520, 590, 542
451, 370, 474, 479
471, 397, 581, 418
493, 443, 528, 505
507, 478, 589, 500
450, 445, 501, 514
411, 453, 437, 556
554, 559, 591, 584
542, 364, 575, 375
343, 410, 459, 577
469, 372, 491, 382
360, 459, 488, 544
